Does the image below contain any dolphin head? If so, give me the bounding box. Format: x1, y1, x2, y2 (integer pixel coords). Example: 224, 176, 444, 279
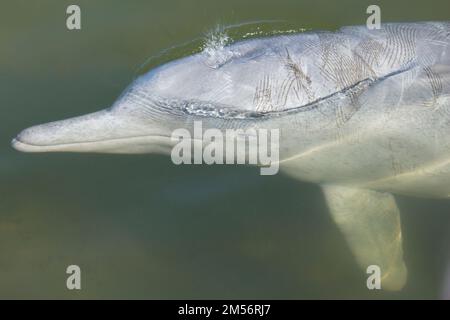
12, 35, 300, 155
11, 52, 240, 154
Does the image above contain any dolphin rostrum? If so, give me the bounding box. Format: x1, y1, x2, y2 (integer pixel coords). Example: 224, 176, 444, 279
12, 21, 450, 290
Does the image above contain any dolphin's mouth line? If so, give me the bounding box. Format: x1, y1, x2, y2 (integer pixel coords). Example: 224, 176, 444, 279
12, 134, 173, 153
13, 134, 172, 147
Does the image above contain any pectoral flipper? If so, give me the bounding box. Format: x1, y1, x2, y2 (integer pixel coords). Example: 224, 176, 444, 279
322, 185, 407, 290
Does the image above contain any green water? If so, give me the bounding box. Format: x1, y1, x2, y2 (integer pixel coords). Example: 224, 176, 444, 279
1, 0, 450, 299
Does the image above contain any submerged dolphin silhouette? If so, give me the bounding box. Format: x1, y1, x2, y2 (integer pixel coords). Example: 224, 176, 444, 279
12, 21, 450, 290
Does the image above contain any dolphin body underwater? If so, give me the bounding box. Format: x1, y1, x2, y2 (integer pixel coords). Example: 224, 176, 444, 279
12, 21, 450, 290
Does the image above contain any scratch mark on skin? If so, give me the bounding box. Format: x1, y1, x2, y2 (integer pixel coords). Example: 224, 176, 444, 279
317, 35, 380, 127
382, 24, 418, 69
253, 74, 274, 112
423, 66, 443, 108
356, 38, 385, 68
276, 74, 294, 108
284, 48, 315, 103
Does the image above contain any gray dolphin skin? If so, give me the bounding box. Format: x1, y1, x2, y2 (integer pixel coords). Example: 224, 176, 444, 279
12, 21, 450, 290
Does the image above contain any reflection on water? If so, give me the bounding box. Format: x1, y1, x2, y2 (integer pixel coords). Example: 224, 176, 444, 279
1, 0, 450, 298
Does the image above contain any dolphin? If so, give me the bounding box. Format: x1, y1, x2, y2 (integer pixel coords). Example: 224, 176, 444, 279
12, 21, 450, 290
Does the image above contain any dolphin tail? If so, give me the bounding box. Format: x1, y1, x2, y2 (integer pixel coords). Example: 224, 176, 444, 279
322, 185, 407, 290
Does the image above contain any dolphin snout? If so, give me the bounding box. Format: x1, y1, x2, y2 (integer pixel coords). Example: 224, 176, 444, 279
12, 109, 175, 154
12, 110, 130, 153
